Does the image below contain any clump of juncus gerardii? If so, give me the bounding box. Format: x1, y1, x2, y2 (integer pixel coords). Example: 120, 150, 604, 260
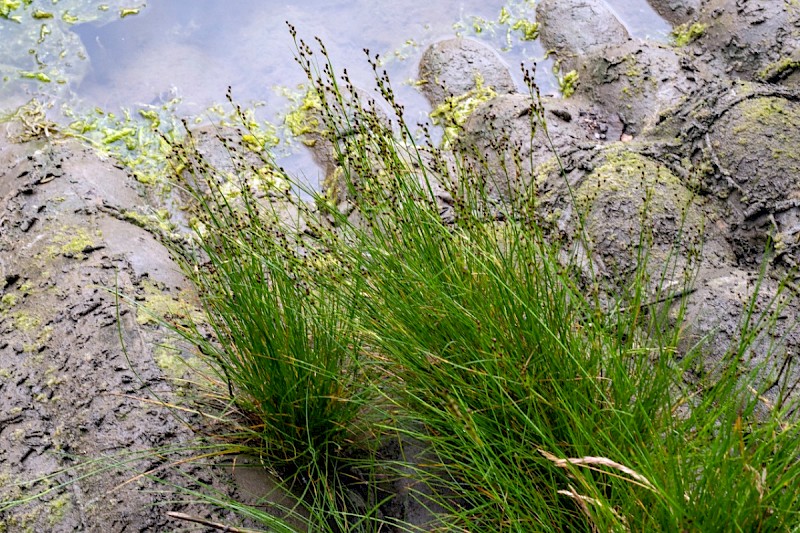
159, 25, 800, 532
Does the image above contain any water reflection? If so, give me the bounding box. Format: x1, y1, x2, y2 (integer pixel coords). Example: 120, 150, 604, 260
74, 1, 546, 121
605, 0, 671, 40
73, 0, 669, 117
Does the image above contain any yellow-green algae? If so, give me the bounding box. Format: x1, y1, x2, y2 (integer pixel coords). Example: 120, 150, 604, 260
577, 149, 699, 220
0, 0, 138, 106
0, 0, 23, 20
135, 280, 203, 326
19, 71, 51, 83
31, 9, 53, 19
758, 57, 800, 82
60, 11, 78, 23
284, 87, 324, 145
46, 227, 98, 259
64, 98, 278, 190
452, 1, 539, 48
498, 6, 511, 24
511, 18, 539, 41
671, 22, 706, 47
64, 102, 183, 187
558, 70, 579, 98
430, 73, 497, 147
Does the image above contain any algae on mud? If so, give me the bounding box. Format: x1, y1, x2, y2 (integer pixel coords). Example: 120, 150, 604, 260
430, 73, 497, 147
671, 21, 706, 47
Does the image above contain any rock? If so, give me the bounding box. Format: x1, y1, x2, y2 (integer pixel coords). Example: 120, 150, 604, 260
572, 40, 709, 136
457, 93, 622, 200
706, 93, 800, 266
653, 81, 800, 268
568, 149, 710, 290
678, 267, 800, 417
417, 38, 516, 109
691, 0, 800, 85
647, 0, 703, 26
536, 0, 629, 59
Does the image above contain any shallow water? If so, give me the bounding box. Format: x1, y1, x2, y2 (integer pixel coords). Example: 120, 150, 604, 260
70, 0, 670, 115
72, 1, 542, 122
1, 0, 670, 181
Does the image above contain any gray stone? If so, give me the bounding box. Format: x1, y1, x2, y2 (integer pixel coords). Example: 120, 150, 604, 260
647, 0, 703, 26
692, 0, 800, 86
418, 38, 516, 109
457, 93, 622, 200
572, 40, 709, 136
536, 0, 630, 58
678, 267, 800, 417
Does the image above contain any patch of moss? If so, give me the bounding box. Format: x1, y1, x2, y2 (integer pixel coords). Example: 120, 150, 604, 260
738, 97, 793, 125
671, 22, 706, 47
23, 325, 53, 353
734, 98, 800, 159
153, 341, 189, 378
728, 97, 800, 170
624, 55, 642, 79
320, 165, 346, 205
121, 208, 177, 237
575, 150, 705, 282
10, 311, 41, 333
47, 493, 71, 526
577, 150, 692, 215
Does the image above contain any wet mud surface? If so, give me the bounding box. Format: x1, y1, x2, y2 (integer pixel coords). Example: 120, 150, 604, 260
0, 132, 257, 531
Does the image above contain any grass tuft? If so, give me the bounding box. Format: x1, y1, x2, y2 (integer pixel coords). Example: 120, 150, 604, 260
150, 26, 800, 532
